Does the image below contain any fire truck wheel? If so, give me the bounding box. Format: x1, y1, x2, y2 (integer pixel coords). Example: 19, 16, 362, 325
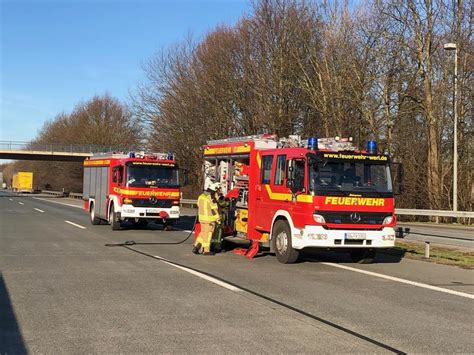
272, 220, 299, 264
350, 249, 376, 264
109, 204, 121, 230
90, 203, 101, 225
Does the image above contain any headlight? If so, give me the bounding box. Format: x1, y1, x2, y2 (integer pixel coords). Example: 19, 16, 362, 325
307, 233, 328, 240
383, 216, 394, 225
313, 214, 326, 223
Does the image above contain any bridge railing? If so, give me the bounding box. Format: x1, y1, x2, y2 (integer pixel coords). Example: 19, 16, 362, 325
0, 141, 136, 154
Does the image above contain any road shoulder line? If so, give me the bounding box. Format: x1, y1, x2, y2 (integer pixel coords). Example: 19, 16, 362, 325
322, 262, 474, 300
33, 197, 82, 209
65, 220, 86, 229
154, 254, 241, 292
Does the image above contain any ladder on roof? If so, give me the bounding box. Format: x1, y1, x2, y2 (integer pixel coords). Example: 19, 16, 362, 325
207, 134, 277, 145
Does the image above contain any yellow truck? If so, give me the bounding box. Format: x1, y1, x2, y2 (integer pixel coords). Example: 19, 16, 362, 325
12, 172, 33, 193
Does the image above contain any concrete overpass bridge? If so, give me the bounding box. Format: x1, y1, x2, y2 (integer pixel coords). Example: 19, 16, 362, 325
0, 141, 134, 162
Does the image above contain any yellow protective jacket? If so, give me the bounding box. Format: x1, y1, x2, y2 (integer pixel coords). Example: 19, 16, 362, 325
198, 192, 220, 223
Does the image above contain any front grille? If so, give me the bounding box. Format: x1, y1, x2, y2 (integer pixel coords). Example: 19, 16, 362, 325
319, 211, 389, 225
131, 199, 173, 208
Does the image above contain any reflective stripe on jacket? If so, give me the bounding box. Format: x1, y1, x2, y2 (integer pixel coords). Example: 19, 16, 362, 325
198, 192, 219, 223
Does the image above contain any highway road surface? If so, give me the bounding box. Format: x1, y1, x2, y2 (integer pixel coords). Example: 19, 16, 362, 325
1, 190, 473, 353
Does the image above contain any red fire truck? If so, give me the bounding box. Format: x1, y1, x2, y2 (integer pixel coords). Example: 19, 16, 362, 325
83, 152, 181, 230
203, 134, 401, 263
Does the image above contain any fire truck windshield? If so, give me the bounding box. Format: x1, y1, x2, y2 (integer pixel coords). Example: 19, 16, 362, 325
126, 163, 179, 188
308, 157, 393, 197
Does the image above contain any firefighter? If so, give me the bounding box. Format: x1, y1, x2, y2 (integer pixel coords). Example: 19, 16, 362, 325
192, 182, 221, 255
211, 191, 230, 252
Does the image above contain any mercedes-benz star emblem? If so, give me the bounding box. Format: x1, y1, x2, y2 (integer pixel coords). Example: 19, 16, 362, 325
150, 197, 158, 204
350, 213, 361, 223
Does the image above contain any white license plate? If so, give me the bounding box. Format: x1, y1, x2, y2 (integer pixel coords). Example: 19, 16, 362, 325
146, 209, 161, 213
345, 232, 366, 240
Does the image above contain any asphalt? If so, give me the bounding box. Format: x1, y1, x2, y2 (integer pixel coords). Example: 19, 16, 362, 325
1, 190, 473, 353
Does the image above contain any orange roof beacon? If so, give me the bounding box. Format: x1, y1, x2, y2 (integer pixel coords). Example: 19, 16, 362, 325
83, 151, 181, 231
203, 134, 401, 263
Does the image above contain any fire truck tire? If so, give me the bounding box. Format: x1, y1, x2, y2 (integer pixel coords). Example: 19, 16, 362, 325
109, 204, 121, 230
350, 249, 376, 264
90, 203, 101, 225
272, 220, 299, 264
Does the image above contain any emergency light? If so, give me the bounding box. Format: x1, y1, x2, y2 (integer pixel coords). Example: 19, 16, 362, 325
367, 140, 377, 154
128, 152, 135, 158
307, 137, 318, 150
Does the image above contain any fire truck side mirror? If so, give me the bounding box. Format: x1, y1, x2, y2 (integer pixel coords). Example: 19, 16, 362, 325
112, 166, 124, 185
286, 160, 295, 189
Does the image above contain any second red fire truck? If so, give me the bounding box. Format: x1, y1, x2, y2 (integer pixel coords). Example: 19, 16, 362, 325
83, 151, 182, 230
203, 134, 401, 263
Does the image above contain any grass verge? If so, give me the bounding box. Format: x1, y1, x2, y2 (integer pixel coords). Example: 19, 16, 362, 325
389, 239, 474, 269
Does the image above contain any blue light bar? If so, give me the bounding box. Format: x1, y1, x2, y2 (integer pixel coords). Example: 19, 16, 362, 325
367, 141, 377, 154
307, 137, 318, 150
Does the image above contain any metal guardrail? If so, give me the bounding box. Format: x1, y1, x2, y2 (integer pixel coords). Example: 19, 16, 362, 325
0, 141, 137, 154
395, 208, 474, 219
38, 192, 473, 219
41, 190, 65, 196
181, 199, 198, 208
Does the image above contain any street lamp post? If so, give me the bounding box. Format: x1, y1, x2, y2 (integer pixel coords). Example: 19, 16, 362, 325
444, 42, 458, 212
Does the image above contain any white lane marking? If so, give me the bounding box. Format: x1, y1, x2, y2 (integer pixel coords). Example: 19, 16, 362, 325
18, 202, 24, 205
153, 254, 240, 292
322, 262, 474, 300
65, 220, 86, 230
34, 208, 45, 213
9, 198, 13, 201
33, 197, 82, 209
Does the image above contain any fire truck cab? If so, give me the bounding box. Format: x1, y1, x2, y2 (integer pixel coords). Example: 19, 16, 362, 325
83, 152, 181, 230
203, 135, 398, 263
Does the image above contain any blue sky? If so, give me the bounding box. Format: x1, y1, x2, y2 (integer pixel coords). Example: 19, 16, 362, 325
1, 0, 250, 142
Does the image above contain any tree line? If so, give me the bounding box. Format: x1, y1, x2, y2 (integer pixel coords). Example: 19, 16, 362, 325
2, 95, 142, 192
2, 0, 472, 212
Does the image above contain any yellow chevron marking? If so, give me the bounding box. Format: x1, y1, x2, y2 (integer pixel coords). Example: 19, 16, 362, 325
256, 152, 261, 168
264, 185, 312, 203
